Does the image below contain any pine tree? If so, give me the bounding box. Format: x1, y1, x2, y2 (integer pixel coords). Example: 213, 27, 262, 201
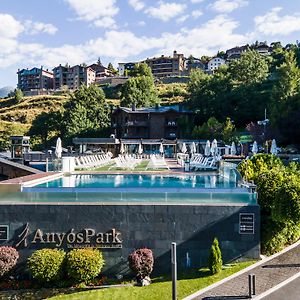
208, 238, 223, 274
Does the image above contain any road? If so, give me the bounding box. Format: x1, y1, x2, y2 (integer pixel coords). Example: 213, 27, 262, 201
261, 274, 300, 300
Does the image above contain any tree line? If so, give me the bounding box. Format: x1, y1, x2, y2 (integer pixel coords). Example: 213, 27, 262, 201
24, 43, 300, 148
188, 44, 300, 146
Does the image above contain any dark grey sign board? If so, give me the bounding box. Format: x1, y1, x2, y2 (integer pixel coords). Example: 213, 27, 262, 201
239, 213, 254, 234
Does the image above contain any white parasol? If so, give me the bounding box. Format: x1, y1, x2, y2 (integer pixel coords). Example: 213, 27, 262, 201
210, 139, 218, 156
159, 143, 164, 154
270, 139, 277, 155
230, 141, 236, 155
181, 142, 187, 154
190, 142, 196, 154
55, 137, 62, 158
138, 143, 143, 155
120, 142, 125, 154
204, 140, 211, 156
252, 141, 258, 155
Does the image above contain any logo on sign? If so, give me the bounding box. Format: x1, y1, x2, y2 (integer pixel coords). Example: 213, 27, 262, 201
13, 223, 122, 249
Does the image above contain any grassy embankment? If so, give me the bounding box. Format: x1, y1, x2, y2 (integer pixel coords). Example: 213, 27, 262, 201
49, 261, 254, 300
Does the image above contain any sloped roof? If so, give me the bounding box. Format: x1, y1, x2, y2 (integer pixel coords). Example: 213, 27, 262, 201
114, 105, 192, 114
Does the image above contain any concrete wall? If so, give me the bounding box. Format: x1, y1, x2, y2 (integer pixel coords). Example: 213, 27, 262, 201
0, 158, 41, 179
0, 203, 260, 275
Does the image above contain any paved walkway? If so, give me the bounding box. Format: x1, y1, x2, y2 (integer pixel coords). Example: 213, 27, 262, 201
186, 241, 300, 300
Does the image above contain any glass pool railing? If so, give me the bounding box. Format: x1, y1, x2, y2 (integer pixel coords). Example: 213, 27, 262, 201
0, 190, 257, 204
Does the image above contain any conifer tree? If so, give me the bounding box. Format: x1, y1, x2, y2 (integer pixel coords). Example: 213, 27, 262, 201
208, 237, 223, 274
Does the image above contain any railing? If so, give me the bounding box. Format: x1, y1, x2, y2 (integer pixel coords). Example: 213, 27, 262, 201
2, 190, 257, 205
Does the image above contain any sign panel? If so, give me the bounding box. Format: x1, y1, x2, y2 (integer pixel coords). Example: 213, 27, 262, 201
239, 135, 253, 143
239, 213, 254, 234
0, 225, 9, 241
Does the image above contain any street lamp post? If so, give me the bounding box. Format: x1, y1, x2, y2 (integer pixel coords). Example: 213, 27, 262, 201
257, 109, 269, 152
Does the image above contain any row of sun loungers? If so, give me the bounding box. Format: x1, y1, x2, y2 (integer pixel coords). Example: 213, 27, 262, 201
146, 155, 169, 170
75, 153, 113, 169
109, 155, 143, 170
190, 155, 218, 171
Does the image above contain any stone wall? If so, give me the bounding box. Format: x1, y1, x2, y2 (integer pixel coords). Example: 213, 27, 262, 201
0, 203, 260, 275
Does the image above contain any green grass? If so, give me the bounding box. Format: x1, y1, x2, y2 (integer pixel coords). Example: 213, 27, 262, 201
84, 160, 169, 172
48, 261, 254, 300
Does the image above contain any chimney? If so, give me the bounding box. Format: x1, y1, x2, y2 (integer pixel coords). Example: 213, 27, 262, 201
132, 104, 136, 111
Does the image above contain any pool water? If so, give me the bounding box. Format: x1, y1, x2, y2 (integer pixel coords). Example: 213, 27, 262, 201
4, 173, 256, 204
33, 174, 237, 189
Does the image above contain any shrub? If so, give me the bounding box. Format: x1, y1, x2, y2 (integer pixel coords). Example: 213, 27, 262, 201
0, 246, 19, 277
208, 238, 222, 274
262, 220, 300, 255
66, 248, 104, 283
128, 248, 154, 280
14, 88, 23, 103
28, 249, 66, 283
273, 175, 300, 223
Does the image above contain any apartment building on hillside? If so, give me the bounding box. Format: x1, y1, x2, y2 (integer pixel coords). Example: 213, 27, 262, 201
118, 62, 137, 76
207, 57, 226, 73
89, 59, 114, 82
17, 67, 54, 92
143, 50, 185, 77
226, 43, 273, 61
53, 64, 95, 90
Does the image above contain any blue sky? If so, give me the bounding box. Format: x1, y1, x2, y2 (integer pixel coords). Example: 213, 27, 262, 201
1, 0, 300, 87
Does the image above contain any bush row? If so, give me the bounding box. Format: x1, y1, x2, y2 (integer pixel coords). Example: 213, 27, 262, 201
28, 248, 104, 284
1, 242, 224, 286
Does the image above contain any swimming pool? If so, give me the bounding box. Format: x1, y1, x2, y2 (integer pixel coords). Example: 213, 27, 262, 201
31, 174, 237, 189
4, 173, 255, 204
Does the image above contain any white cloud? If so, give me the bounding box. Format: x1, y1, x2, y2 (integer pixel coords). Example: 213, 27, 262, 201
128, 0, 145, 11
64, 0, 119, 28
191, 0, 205, 3
192, 9, 203, 18
157, 15, 253, 56
209, 0, 248, 13
0, 14, 254, 76
177, 15, 189, 24
138, 21, 146, 26
24, 21, 58, 35
94, 17, 116, 29
255, 7, 300, 36
145, 2, 186, 22
0, 14, 57, 58
0, 14, 24, 38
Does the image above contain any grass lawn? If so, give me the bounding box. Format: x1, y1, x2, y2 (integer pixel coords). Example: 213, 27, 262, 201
90, 160, 168, 172
49, 261, 254, 300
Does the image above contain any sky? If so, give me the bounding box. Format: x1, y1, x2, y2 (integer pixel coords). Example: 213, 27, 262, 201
1, 0, 300, 87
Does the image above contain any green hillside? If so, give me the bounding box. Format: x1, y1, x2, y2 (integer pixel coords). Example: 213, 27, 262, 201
0, 83, 187, 149
0, 95, 68, 149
